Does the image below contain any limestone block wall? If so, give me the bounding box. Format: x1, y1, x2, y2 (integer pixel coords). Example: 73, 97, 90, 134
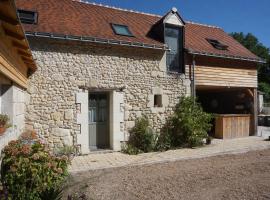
26, 38, 190, 148
0, 83, 26, 152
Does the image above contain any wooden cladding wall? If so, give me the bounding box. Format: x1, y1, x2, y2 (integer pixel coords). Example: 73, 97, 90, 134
186, 65, 257, 88
0, 26, 28, 88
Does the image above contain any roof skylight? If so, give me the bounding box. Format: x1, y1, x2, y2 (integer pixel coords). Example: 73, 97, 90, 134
111, 24, 133, 37
206, 38, 228, 50
17, 9, 38, 24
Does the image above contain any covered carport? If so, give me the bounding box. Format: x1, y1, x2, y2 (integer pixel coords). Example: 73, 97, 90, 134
187, 55, 263, 139
197, 86, 256, 139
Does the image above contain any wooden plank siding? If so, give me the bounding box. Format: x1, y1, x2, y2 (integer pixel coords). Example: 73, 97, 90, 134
0, 26, 28, 87
0, 0, 36, 88
186, 65, 257, 88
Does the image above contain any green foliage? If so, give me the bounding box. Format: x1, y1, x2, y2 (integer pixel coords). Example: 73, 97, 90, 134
230, 32, 270, 101
121, 143, 142, 155
155, 127, 172, 151
259, 82, 270, 102
39, 186, 63, 200
125, 117, 155, 154
230, 32, 270, 61
54, 145, 76, 159
1, 140, 69, 200
122, 97, 213, 154
168, 97, 213, 148
0, 114, 11, 128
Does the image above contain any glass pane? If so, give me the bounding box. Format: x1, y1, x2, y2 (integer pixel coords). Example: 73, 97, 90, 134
165, 26, 182, 72
165, 27, 179, 53
89, 95, 98, 122
89, 107, 97, 122
98, 98, 107, 122
112, 24, 132, 36
18, 10, 36, 24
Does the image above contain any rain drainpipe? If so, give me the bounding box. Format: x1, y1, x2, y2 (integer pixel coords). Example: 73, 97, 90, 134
192, 55, 196, 103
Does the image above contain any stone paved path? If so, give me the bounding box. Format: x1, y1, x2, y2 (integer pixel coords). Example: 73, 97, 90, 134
69, 136, 270, 173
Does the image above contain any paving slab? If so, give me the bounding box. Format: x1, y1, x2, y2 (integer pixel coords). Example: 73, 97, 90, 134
69, 136, 270, 173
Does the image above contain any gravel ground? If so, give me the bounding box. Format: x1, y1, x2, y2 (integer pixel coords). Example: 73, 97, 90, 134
63, 149, 270, 200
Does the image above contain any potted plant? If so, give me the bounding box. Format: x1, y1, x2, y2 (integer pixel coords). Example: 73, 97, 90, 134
0, 114, 11, 136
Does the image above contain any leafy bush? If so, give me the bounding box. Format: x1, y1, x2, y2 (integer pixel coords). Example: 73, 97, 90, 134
121, 143, 142, 155
155, 127, 172, 151
125, 117, 155, 154
54, 145, 76, 160
0, 114, 10, 127
1, 139, 69, 200
39, 186, 63, 200
122, 97, 213, 154
259, 82, 270, 102
169, 96, 213, 147
0, 114, 12, 134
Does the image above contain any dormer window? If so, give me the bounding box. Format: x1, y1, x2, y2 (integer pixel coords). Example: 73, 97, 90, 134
111, 24, 133, 37
206, 38, 228, 50
17, 9, 38, 24
165, 25, 184, 72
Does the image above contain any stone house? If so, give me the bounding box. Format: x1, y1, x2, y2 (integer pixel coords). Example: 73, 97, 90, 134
0, 0, 36, 151
16, 0, 264, 154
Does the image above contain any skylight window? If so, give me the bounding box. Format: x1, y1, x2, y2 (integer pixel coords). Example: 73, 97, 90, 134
17, 9, 38, 24
111, 24, 133, 37
206, 38, 228, 50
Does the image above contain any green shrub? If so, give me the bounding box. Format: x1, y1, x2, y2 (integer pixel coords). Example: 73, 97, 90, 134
168, 96, 213, 148
1, 140, 69, 200
126, 117, 155, 153
54, 145, 76, 160
121, 143, 142, 155
0, 114, 12, 129
155, 127, 172, 151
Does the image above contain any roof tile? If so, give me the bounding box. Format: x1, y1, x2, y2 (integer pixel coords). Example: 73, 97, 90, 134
16, 0, 261, 61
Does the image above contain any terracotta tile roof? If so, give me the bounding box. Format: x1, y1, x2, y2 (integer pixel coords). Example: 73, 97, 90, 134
16, 0, 262, 62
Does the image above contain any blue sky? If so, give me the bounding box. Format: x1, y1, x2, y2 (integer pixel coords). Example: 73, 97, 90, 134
88, 0, 270, 48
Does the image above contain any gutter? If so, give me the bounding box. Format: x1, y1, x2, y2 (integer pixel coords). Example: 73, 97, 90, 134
187, 49, 266, 64
25, 31, 168, 50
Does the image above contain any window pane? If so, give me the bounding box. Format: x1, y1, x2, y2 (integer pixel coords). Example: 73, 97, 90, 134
112, 24, 133, 36
165, 26, 182, 72
17, 10, 37, 24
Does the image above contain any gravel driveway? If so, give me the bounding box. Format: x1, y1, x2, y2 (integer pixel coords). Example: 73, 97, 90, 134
63, 149, 270, 200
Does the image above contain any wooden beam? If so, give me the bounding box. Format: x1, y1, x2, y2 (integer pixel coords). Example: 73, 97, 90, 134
21, 56, 32, 61
23, 60, 34, 65
4, 28, 25, 40
21, 56, 35, 66
253, 88, 258, 136
0, 56, 28, 88
12, 40, 28, 50
0, 13, 19, 26
247, 89, 254, 98
17, 49, 31, 57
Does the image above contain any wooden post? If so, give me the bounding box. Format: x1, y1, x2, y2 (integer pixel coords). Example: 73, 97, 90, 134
253, 88, 258, 136
192, 55, 196, 103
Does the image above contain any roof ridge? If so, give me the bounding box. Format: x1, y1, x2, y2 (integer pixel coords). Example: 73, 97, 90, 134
72, 1, 222, 29
186, 21, 221, 29
72, 0, 162, 18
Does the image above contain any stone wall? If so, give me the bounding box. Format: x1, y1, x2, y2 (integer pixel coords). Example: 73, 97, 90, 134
26, 38, 190, 149
0, 82, 26, 153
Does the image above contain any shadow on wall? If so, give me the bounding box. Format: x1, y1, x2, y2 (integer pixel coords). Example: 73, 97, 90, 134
27, 37, 164, 61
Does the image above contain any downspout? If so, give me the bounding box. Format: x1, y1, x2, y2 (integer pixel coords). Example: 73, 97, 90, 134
192, 55, 196, 103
